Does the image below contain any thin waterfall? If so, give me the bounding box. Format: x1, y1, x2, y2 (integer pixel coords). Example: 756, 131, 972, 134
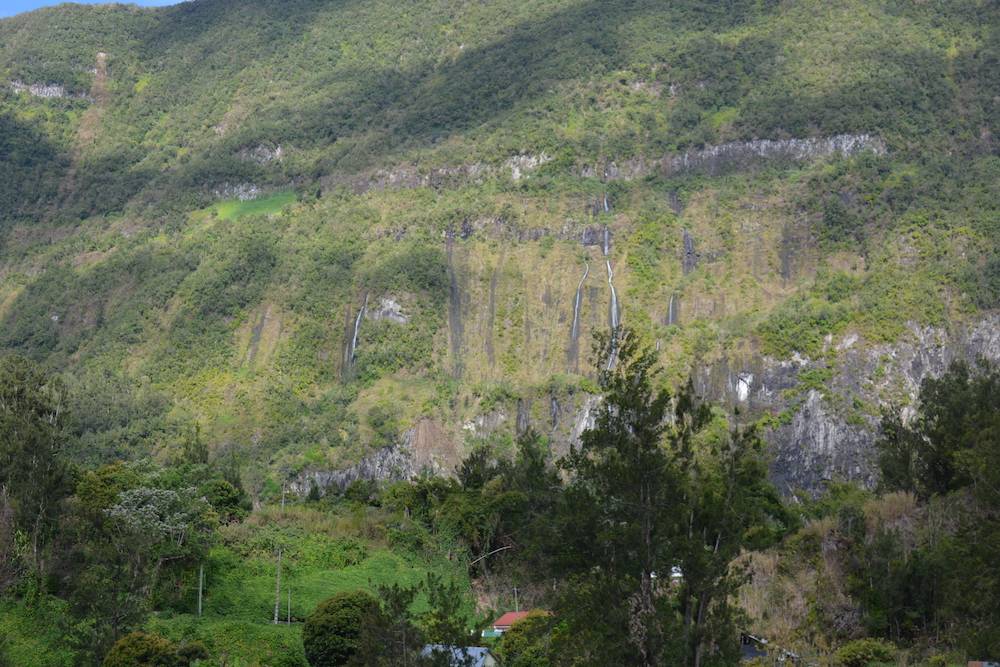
571, 263, 590, 342
606, 258, 619, 370
349, 293, 368, 366
607, 260, 619, 330
667, 293, 677, 326
602, 193, 610, 213
568, 263, 589, 368
604, 225, 620, 370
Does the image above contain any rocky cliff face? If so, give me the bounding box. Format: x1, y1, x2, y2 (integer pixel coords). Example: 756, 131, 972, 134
297, 308, 999, 498
581, 134, 886, 181
321, 135, 883, 196
695, 314, 1000, 494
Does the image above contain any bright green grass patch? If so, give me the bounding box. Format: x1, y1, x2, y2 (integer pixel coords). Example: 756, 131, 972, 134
212, 192, 297, 221
0, 598, 77, 667
146, 541, 473, 666
201, 545, 471, 624
150, 615, 307, 667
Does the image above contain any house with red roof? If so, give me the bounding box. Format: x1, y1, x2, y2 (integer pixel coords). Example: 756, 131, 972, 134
492, 610, 532, 633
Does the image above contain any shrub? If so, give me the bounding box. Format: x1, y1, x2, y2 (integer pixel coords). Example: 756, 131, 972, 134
834, 638, 896, 667
102, 632, 178, 667
302, 591, 382, 667
496, 612, 555, 667
175, 642, 209, 665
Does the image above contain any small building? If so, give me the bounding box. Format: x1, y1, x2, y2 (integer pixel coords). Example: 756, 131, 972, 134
421, 644, 499, 667
741, 633, 768, 661
489, 610, 532, 635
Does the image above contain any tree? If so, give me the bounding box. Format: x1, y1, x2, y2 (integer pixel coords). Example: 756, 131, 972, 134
876, 360, 1000, 498
56, 469, 216, 660
874, 360, 1000, 654
199, 478, 249, 524
364, 583, 424, 667
556, 329, 681, 666
419, 573, 470, 647
552, 329, 783, 666
0, 355, 72, 584
675, 412, 785, 667
496, 612, 554, 667
303, 590, 383, 667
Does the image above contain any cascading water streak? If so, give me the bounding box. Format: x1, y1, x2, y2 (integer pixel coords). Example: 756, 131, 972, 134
607, 260, 619, 331
606, 259, 620, 370
571, 263, 590, 343
350, 293, 368, 365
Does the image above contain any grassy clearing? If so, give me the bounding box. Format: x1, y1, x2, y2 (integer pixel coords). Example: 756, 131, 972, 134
144, 505, 472, 666
212, 192, 297, 221
0, 599, 76, 667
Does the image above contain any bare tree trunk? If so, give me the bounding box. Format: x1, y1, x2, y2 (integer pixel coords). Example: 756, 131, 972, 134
273, 549, 282, 624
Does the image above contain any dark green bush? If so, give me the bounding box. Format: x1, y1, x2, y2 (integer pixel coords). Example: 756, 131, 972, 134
302, 590, 382, 667
834, 638, 896, 667
102, 632, 178, 667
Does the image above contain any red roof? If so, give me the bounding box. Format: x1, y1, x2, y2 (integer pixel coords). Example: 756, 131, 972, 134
492, 611, 531, 628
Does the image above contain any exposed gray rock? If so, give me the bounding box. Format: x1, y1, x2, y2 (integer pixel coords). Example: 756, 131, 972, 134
463, 410, 508, 437
699, 314, 1000, 495
581, 134, 886, 181
506, 153, 551, 180
324, 152, 549, 194
9, 79, 87, 100
288, 422, 459, 496
578, 225, 607, 247
213, 183, 262, 201
682, 229, 699, 275
239, 143, 283, 164
661, 134, 886, 177
289, 444, 415, 496
326, 135, 884, 198
774, 389, 878, 494
367, 297, 408, 324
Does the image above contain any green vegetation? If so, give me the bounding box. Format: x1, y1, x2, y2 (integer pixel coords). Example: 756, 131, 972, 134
102, 631, 206, 667
302, 591, 379, 667
835, 639, 897, 667
744, 361, 1000, 662
210, 191, 297, 221
0, 0, 999, 663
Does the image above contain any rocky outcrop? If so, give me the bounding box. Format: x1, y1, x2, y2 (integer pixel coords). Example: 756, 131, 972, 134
581, 134, 886, 181
324, 152, 551, 195
288, 419, 460, 496
289, 444, 415, 496
332, 134, 881, 197
661, 134, 886, 177
506, 153, 552, 180
239, 143, 283, 164
213, 183, 262, 201
698, 314, 1000, 495
367, 297, 408, 324
681, 229, 699, 275
9, 80, 88, 100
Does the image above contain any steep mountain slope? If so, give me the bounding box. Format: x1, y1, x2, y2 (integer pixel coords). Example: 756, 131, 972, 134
0, 0, 997, 498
